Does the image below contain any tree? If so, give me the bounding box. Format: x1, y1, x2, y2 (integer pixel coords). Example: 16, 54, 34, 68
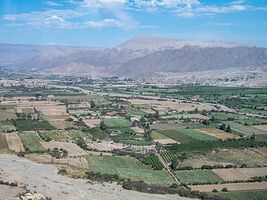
226, 125, 232, 133
170, 158, 179, 170
90, 100, 96, 109
212, 189, 218, 193
219, 123, 226, 131
221, 187, 228, 192
100, 120, 106, 131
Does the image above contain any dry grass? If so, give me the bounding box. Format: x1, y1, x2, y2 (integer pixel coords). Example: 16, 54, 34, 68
251, 125, 267, 132
0, 109, 17, 121
196, 128, 240, 140
6, 132, 25, 152
190, 182, 267, 192
212, 167, 267, 182
127, 99, 215, 112
83, 119, 101, 128
41, 141, 87, 156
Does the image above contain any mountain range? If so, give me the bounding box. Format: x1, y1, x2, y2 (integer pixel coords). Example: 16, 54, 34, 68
0, 35, 266, 77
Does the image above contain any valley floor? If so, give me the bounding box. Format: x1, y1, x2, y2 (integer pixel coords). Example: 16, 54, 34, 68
0, 154, 195, 200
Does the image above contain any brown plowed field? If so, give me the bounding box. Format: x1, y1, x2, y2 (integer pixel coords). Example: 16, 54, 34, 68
196, 128, 239, 140
6, 133, 25, 152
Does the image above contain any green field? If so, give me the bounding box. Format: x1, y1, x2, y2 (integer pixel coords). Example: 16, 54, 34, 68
127, 110, 146, 117
151, 122, 207, 130
0, 121, 16, 132
104, 118, 132, 128
14, 119, 55, 131
0, 104, 15, 110
175, 169, 223, 185
151, 131, 169, 139
87, 155, 174, 186
157, 128, 217, 144
143, 154, 164, 170
225, 121, 267, 136
160, 150, 176, 164
217, 189, 267, 200
209, 112, 266, 126
158, 129, 200, 144
39, 129, 89, 141
120, 140, 153, 146
19, 131, 45, 153
167, 138, 266, 153
89, 128, 107, 140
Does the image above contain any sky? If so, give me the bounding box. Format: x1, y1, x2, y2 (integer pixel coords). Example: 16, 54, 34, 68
0, 0, 266, 47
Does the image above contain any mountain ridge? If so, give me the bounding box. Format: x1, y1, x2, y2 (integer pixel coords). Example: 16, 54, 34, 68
0, 35, 265, 77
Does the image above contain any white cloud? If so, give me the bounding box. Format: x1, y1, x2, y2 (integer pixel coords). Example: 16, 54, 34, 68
228, 0, 246, 5
207, 22, 233, 26
84, 19, 123, 28
44, 1, 63, 7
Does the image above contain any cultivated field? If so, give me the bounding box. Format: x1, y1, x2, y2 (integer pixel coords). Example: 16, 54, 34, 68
0, 109, 17, 121
87, 155, 174, 186
218, 189, 267, 200
0, 134, 8, 149
196, 128, 240, 140
39, 130, 89, 141
175, 169, 223, 185
212, 167, 267, 181
104, 118, 132, 128
190, 182, 267, 192
0, 121, 16, 132
83, 119, 101, 128
252, 125, 267, 132
156, 128, 217, 144
48, 120, 75, 130
19, 131, 45, 153
225, 121, 267, 136
41, 141, 87, 156
14, 119, 55, 131
6, 132, 25, 152
127, 99, 216, 112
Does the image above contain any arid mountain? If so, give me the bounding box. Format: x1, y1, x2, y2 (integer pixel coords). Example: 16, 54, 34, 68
115, 46, 267, 77
0, 36, 266, 77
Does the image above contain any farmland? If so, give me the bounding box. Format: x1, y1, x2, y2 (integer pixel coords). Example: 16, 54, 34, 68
104, 118, 132, 128
190, 182, 267, 192
19, 131, 45, 153
86, 155, 174, 186
217, 189, 267, 200
224, 121, 267, 136
14, 119, 55, 131
41, 141, 87, 156
0, 121, 16, 132
0, 109, 17, 121
175, 169, 224, 185
160, 150, 176, 164
196, 128, 239, 140
167, 138, 267, 153
0, 77, 267, 198
143, 154, 164, 170
39, 129, 89, 141
6, 133, 25, 152
0, 134, 8, 149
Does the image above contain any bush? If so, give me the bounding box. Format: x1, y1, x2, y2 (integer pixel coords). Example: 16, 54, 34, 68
212, 189, 218, 193
222, 187, 229, 192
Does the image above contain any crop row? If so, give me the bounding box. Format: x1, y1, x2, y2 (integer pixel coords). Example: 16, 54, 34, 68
143, 155, 164, 170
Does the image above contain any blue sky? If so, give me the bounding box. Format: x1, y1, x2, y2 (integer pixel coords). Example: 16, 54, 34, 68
0, 0, 266, 47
